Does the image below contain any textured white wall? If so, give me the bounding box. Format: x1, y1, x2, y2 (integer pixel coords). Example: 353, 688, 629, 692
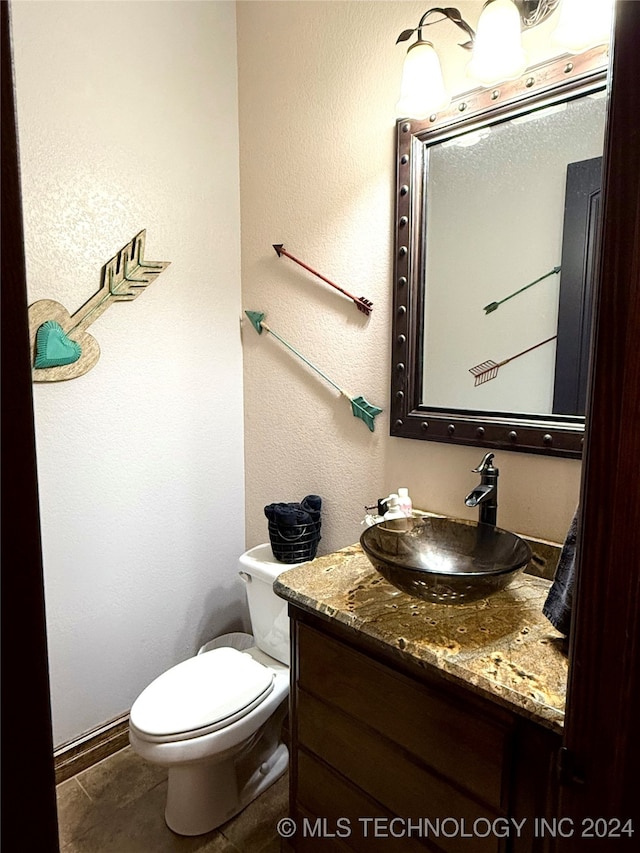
12, 0, 246, 745
237, 1, 582, 555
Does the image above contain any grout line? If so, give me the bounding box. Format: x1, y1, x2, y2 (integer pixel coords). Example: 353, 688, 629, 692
75, 775, 95, 803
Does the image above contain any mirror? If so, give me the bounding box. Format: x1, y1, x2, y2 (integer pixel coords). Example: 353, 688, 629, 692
391, 46, 609, 457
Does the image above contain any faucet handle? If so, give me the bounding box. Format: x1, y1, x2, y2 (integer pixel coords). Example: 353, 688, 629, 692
472, 452, 496, 473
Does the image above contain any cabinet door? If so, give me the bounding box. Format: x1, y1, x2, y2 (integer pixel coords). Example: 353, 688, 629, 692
296, 688, 503, 853
296, 622, 512, 812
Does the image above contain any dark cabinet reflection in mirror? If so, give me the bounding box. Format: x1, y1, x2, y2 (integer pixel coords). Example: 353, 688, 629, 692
553, 156, 601, 416
391, 46, 608, 457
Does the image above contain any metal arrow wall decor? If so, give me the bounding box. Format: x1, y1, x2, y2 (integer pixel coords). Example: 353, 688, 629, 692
469, 335, 557, 386
483, 266, 561, 315
28, 230, 170, 382
245, 310, 383, 432
273, 244, 373, 316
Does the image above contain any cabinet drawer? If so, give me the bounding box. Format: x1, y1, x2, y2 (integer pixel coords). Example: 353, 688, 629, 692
297, 689, 502, 853
296, 623, 510, 811
297, 749, 432, 853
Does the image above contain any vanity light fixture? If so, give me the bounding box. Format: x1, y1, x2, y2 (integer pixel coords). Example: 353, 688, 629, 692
551, 0, 615, 53
467, 0, 528, 86
395, 0, 612, 119
396, 6, 475, 119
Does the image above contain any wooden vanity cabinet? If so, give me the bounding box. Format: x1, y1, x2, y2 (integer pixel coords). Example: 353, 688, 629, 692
285, 606, 562, 853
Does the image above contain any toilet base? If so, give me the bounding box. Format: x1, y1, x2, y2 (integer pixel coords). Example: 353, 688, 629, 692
165, 743, 288, 836
163, 693, 289, 838
165, 756, 237, 836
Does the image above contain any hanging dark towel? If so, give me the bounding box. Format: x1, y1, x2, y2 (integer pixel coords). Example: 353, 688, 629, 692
543, 508, 579, 636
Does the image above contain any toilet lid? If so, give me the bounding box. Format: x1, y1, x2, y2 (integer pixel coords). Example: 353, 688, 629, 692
130, 647, 275, 737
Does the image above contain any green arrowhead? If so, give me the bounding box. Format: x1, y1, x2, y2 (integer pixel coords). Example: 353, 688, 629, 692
245, 311, 265, 334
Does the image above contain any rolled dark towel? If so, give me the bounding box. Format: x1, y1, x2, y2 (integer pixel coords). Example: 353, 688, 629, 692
543, 508, 579, 636
264, 502, 313, 526
301, 494, 322, 522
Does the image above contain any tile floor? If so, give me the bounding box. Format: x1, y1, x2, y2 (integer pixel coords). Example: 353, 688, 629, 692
56, 746, 287, 852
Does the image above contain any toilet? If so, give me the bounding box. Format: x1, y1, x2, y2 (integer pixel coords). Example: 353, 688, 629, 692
128, 544, 297, 836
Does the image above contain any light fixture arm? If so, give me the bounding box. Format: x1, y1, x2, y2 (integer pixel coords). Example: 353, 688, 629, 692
515, 0, 560, 28
396, 1, 561, 50
396, 7, 476, 51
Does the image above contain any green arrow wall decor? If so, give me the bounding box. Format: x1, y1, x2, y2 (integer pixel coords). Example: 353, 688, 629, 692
245, 310, 383, 432
483, 266, 561, 315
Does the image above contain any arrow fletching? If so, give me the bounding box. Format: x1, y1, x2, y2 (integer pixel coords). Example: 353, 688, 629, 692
470, 336, 557, 386
355, 298, 373, 317
69, 230, 170, 334
350, 395, 383, 432
469, 360, 499, 386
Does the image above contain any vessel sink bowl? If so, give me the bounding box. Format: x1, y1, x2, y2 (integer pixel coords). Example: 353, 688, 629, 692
360, 516, 532, 605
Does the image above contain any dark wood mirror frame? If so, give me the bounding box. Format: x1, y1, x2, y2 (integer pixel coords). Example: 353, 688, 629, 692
390, 44, 609, 458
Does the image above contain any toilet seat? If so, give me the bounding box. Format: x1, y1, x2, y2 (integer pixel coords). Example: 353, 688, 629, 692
130, 647, 275, 743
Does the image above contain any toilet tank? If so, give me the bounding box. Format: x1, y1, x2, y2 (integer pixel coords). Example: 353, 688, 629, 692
239, 543, 300, 666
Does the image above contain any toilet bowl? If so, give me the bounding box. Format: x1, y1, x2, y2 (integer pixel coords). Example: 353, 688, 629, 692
128, 544, 298, 836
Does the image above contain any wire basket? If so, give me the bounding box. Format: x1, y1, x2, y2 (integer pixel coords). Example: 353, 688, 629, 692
268, 518, 321, 564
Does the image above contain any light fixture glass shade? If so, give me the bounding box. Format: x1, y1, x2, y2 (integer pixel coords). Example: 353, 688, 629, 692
467, 0, 527, 86
551, 0, 614, 53
396, 40, 450, 119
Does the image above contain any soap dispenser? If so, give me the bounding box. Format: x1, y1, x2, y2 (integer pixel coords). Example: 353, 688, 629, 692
383, 494, 408, 531
397, 487, 413, 517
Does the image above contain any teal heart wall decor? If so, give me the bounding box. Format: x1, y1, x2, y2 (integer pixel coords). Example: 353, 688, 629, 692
29, 231, 170, 382
35, 321, 82, 368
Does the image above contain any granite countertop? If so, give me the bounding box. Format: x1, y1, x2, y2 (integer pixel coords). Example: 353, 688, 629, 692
274, 540, 568, 734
